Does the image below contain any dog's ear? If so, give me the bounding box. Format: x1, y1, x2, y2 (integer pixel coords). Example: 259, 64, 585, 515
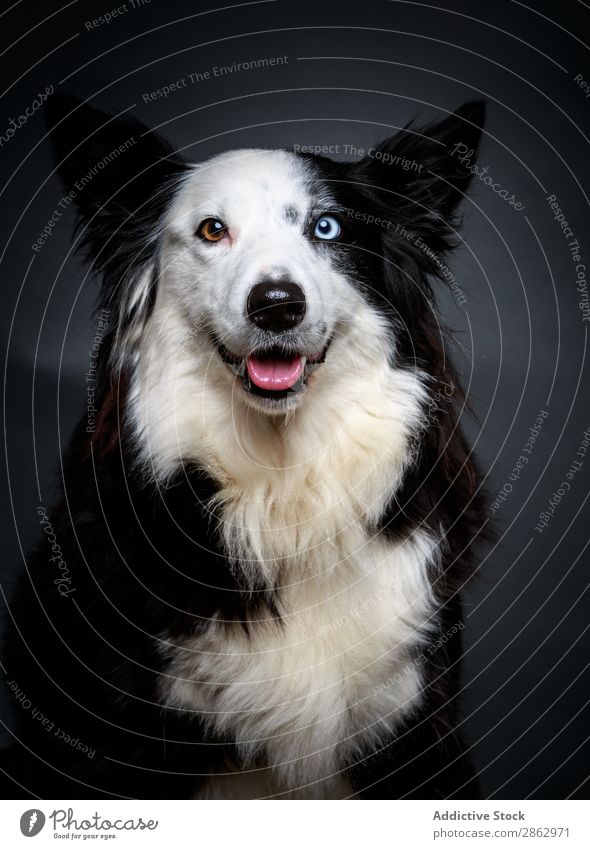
356, 101, 486, 237
45, 94, 186, 274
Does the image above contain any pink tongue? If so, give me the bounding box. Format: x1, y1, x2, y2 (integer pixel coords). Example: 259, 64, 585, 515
247, 353, 304, 391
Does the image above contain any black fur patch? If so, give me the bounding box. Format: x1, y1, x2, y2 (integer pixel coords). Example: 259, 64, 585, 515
283, 204, 300, 224
45, 94, 188, 360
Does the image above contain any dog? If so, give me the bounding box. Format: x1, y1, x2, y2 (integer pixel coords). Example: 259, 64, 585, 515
0, 94, 486, 799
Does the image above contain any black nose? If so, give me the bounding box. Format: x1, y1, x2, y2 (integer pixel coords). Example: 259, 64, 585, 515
247, 280, 306, 332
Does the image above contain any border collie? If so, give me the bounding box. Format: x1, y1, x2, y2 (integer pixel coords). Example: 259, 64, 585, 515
1, 95, 486, 799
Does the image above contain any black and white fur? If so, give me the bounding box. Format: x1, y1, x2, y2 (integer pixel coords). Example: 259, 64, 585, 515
1, 95, 486, 799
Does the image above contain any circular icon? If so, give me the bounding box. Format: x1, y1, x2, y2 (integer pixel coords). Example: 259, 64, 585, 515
20, 810, 46, 837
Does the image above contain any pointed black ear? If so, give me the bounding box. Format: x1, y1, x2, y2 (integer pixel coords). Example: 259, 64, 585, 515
356, 100, 486, 236
45, 94, 186, 275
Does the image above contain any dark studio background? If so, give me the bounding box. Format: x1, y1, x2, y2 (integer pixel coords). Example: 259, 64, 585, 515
0, 0, 589, 799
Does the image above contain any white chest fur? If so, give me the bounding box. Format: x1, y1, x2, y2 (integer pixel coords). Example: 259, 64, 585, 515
135, 294, 435, 796
159, 531, 437, 799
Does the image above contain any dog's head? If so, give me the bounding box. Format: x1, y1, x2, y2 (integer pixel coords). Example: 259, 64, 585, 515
47, 96, 484, 473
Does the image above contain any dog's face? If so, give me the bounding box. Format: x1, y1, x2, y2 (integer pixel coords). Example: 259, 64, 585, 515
47, 97, 484, 436
160, 149, 367, 413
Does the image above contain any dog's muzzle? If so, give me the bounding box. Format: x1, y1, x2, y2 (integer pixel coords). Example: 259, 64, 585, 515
211, 280, 330, 402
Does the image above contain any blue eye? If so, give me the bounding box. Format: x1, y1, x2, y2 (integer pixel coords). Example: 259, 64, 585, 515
314, 215, 341, 241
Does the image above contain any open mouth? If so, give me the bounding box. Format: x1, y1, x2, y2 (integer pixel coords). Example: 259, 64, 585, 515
213, 338, 330, 400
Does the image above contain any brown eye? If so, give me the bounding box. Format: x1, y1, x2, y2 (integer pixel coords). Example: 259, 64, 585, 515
197, 218, 228, 242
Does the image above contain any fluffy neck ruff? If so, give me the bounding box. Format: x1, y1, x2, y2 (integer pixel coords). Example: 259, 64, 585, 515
126, 294, 427, 586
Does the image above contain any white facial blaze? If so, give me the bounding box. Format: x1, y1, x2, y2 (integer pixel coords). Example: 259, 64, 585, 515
158, 149, 347, 357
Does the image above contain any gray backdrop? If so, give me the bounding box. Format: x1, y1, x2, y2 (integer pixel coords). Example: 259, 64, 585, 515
0, 0, 589, 798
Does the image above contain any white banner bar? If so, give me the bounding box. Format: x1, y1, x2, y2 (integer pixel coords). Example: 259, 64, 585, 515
0, 800, 588, 848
